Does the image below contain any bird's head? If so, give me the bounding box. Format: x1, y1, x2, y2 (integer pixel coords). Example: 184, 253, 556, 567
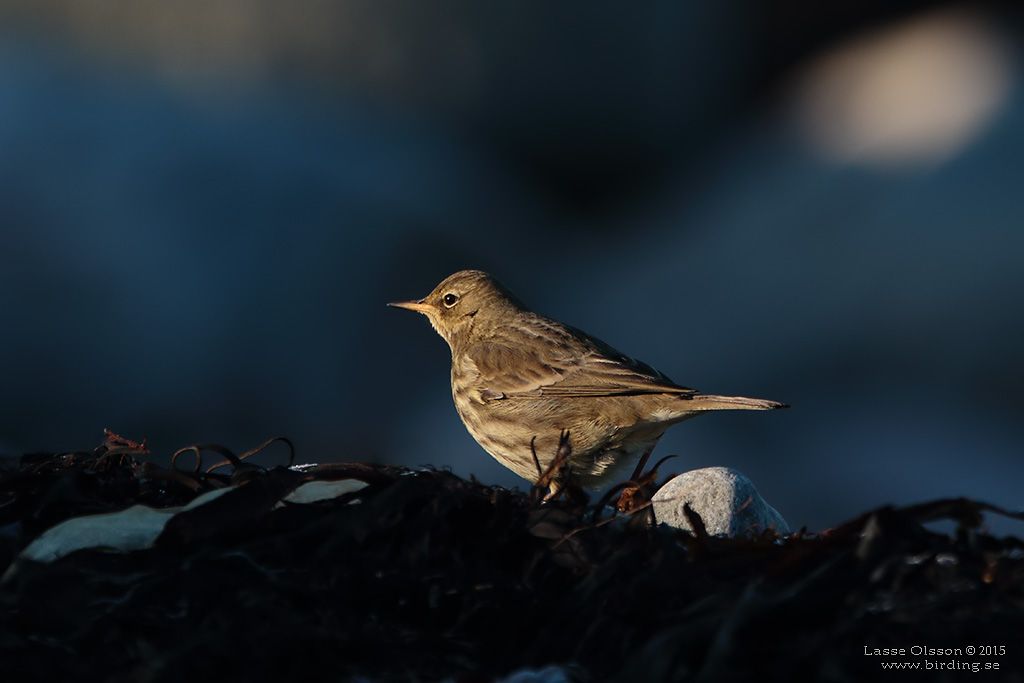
389, 270, 526, 351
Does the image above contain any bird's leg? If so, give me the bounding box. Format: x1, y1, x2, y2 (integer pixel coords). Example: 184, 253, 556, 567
617, 452, 676, 513
629, 449, 653, 484
532, 430, 574, 502
618, 446, 656, 512
542, 481, 562, 502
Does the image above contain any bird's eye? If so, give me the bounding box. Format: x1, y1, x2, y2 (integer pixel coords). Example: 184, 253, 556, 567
443, 293, 460, 308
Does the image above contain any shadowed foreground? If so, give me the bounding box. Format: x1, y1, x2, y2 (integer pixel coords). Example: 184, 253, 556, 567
1, 435, 1022, 682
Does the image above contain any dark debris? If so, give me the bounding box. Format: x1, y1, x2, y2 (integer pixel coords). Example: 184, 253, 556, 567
1, 434, 1023, 682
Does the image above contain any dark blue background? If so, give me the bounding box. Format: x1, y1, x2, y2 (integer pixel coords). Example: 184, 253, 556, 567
2, 2, 1022, 534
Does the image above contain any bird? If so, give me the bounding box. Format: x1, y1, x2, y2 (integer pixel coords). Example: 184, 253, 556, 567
389, 270, 786, 495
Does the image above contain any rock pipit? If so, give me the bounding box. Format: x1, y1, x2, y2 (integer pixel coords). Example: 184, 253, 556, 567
390, 270, 786, 494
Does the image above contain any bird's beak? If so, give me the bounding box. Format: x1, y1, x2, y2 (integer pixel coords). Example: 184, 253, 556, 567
388, 299, 434, 314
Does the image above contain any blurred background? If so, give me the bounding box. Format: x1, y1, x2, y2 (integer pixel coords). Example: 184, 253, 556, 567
2, 1, 1022, 534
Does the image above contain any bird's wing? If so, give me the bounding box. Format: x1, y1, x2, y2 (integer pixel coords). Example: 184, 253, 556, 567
465, 324, 697, 400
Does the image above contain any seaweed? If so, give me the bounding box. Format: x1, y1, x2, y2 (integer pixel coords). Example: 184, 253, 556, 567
1, 433, 1022, 681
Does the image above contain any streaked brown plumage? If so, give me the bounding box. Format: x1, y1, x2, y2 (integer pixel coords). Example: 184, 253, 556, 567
390, 270, 786, 492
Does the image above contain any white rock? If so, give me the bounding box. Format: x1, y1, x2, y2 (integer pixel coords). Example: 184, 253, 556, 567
6, 486, 234, 572
652, 467, 789, 537
495, 665, 576, 683
280, 479, 368, 504
14, 505, 177, 565
5, 476, 371, 580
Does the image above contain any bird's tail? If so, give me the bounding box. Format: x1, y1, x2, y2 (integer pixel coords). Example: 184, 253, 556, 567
688, 394, 789, 411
